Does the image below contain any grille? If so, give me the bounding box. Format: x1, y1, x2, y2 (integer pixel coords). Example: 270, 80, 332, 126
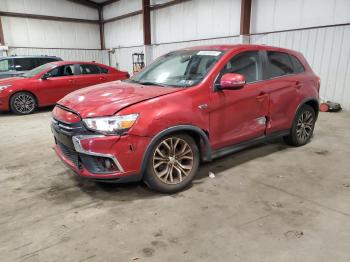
57, 142, 80, 169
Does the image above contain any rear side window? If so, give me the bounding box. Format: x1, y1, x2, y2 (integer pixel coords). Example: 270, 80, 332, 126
98, 66, 109, 74
266, 51, 294, 78
0, 59, 14, 72
48, 65, 76, 77
14, 58, 36, 71
289, 55, 305, 73
219, 51, 262, 83
80, 64, 100, 75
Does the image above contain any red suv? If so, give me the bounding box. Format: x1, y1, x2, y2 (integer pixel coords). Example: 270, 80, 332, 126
52, 45, 320, 193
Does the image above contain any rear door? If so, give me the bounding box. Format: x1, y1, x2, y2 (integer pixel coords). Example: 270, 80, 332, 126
209, 51, 269, 149
261, 51, 304, 133
36, 64, 78, 105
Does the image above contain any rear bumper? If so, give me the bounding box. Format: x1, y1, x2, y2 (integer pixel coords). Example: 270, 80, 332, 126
52, 122, 151, 182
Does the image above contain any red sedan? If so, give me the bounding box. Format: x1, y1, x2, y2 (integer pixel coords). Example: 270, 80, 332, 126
0, 61, 129, 114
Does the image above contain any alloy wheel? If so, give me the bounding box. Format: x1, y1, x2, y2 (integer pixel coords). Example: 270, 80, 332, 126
13, 94, 35, 114
152, 137, 194, 185
296, 110, 314, 143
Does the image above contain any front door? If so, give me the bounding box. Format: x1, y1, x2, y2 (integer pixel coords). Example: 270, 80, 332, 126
37, 64, 78, 105
209, 51, 269, 150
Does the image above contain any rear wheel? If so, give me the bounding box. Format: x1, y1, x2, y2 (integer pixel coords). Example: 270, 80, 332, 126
10, 92, 37, 115
144, 134, 199, 193
284, 104, 315, 146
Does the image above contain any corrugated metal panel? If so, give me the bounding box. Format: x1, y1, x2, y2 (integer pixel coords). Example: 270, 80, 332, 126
7, 48, 109, 65
111, 46, 145, 74
251, 25, 350, 110
151, 0, 241, 44
0, 0, 99, 20
103, 0, 141, 20
152, 36, 241, 58
104, 15, 143, 49
1, 17, 100, 49
251, 0, 350, 33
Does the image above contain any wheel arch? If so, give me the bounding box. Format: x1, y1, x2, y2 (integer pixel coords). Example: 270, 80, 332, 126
9, 90, 39, 109
303, 98, 319, 119
296, 98, 319, 120
139, 125, 212, 178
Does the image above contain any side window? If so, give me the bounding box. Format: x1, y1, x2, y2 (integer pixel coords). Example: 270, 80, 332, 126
48, 65, 75, 78
14, 58, 36, 71
98, 66, 109, 74
219, 51, 262, 83
0, 59, 14, 72
289, 55, 305, 74
266, 51, 294, 78
80, 64, 100, 75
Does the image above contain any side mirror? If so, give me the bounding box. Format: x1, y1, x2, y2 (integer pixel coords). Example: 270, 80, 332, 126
218, 73, 246, 90
41, 73, 51, 80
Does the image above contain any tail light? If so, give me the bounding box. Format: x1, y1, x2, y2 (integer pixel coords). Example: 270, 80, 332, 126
316, 76, 321, 92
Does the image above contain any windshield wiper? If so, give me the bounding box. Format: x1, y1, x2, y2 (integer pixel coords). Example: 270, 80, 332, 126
139, 81, 168, 87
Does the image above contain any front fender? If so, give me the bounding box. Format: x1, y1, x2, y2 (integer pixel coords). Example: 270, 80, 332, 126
138, 124, 212, 178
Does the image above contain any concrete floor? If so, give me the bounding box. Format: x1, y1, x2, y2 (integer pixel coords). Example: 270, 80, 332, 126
0, 108, 350, 262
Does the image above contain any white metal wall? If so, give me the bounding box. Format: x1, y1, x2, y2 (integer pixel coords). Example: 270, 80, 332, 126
7, 47, 109, 65
2, 17, 100, 49
111, 46, 145, 74
0, 0, 98, 20
0, 0, 101, 50
152, 36, 241, 59
251, 0, 350, 33
104, 15, 143, 49
151, 0, 241, 44
103, 0, 143, 73
103, 0, 141, 20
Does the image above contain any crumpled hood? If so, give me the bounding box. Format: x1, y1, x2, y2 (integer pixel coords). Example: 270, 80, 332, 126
57, 81, 181, 118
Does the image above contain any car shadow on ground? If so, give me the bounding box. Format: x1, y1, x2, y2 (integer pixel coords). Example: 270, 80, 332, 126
70, 138, 290, 200
0, 105, 54, 118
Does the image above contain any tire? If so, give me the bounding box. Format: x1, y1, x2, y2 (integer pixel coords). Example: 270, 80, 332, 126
284, 104, 316, 146
143, 134, 200, 193
10, 92, 37, 115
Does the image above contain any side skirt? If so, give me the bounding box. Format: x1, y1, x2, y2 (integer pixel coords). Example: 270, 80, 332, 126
211, 130, 290, 160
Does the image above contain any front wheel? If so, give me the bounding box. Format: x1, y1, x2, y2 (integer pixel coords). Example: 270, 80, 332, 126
10, 92, 37, 115
144, 134, 199, 193
284, 104, 316, 146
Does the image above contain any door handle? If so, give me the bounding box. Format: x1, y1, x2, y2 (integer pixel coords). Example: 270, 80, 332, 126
68, 79, 75, 83
100, 77, 106, 80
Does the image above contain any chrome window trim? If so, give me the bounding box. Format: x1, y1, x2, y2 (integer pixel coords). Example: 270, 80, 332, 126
72, 135, 125, 173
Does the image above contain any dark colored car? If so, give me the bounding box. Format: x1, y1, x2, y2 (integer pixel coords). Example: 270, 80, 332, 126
52, 44, 320, 193
0, 55, 62, 79
0, 61, 129, 114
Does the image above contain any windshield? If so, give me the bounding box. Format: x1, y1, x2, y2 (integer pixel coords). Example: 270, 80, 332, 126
129, 50, 225, 87
22, 63, 56, 78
